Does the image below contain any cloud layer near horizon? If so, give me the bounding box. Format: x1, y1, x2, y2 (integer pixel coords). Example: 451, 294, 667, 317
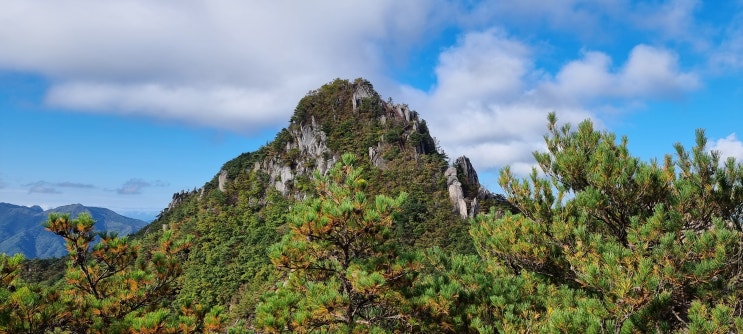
1, 0, 741, 176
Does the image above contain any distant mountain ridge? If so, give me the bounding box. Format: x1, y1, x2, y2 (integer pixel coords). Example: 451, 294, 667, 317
0, 202, 148, 258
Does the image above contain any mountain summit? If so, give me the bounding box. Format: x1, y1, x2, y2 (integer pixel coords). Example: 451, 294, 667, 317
166, 78, 503, 219
146, 78, 511, 316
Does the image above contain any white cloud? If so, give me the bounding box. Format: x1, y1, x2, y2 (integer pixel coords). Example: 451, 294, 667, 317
710, 133, 743, 162
400, 29, 698, 179
541, 45, 699, 104
0, 0, 443, 132
433, 29, 532, 106
619, 45, 700, 96
0, 0, 709, 187
45, 82, 299, 132
541, 51, 615, 103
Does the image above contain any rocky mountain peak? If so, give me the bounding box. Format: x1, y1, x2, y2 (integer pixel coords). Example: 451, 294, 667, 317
163, 78, 508, 220
216, 78, 440, 198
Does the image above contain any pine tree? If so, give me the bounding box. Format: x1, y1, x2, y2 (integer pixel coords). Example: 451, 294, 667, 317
0, 253, 66, 333
0, 253, 26, 329
469, 113, 743, 332
43, 212, 225, 333
255, 153, 415, 333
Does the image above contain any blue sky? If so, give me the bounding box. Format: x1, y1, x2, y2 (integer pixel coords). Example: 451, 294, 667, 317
1, 0, 742, 221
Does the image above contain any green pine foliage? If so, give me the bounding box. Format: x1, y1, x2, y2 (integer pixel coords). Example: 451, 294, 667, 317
149, 78, 477, 327
1, 252, 66, 333
370, 152, 474, 254
5, 78, 742, 334
255, 153, 416, 333
468, 113, 743, 332
165, 169, 290, 321
0, 213, 226, 333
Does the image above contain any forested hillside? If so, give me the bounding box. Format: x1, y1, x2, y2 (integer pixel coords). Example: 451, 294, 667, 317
136, 79, 510, 323
1, 79, 742, 332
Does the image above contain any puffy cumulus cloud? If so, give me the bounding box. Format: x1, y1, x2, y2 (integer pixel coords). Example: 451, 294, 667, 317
540, 51, 615, 103
406, 30, 546, 169
407, 30, 552, 150
400, 29, 698, 179
399, 29, 596, 178
541, 45, 699, 104
432, 29, 532, 107
0, 1, 711, 186
0, 0, 445, 132
45, 82, 294, 132
618, 45, 699, 95
710, 133, 743, 162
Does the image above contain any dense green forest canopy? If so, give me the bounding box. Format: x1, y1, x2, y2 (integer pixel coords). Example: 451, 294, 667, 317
2, 78, 742, 332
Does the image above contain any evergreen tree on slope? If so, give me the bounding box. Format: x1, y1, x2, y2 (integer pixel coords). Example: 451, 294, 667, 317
470, 113, 743, 332
256, 153, 416, 333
